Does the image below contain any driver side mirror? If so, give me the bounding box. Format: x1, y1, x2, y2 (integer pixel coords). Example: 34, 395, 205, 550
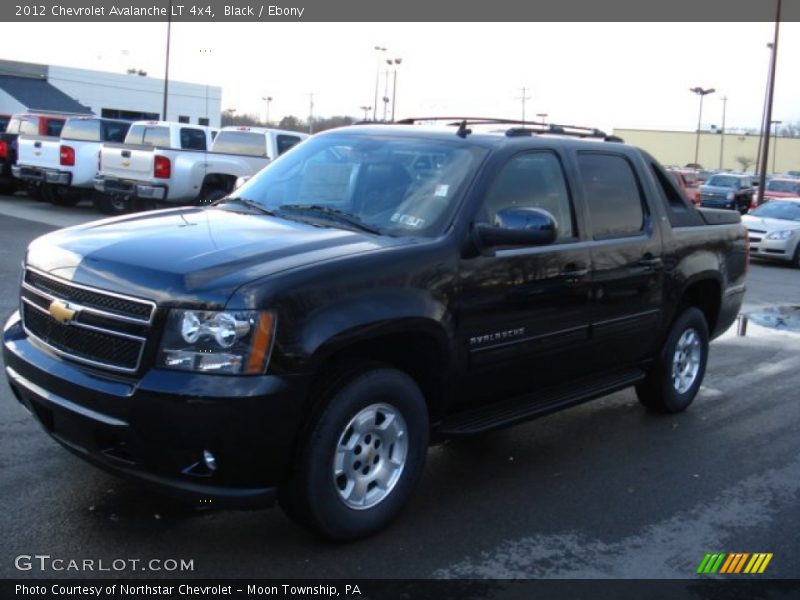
474, 207, 558, 249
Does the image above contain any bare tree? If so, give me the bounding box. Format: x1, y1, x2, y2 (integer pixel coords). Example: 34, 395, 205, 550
736, 156, 754, 172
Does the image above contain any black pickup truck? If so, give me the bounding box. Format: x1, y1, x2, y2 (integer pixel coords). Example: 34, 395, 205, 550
3, 119, 747, 540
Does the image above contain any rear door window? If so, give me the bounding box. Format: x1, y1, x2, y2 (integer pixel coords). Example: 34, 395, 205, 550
102, 121, 131, 143
179, 128, 207, 150
44, 119, 64, 137
577, 152, 646, 239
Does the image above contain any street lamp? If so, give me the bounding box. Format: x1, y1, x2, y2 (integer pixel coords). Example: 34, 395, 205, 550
386, 58, 402, 122
770, 120, 782, 174
261, 96, 272, 126
359, 105, 372, 120
718, 96, 727, 170
372, 46, 387, 121
690, 86, 715, 167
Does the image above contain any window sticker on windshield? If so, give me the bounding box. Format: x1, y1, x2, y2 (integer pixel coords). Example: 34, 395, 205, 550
434, 184, 450, 197
391, 213, 426, 229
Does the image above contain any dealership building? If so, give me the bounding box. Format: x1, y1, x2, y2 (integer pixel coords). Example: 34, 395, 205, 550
0, 59, 221, 127
612, 127, 800, 174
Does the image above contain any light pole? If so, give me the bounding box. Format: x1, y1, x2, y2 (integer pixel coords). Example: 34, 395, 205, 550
308, 92, 314, 134
536, 112, 548, 125
756, 43, 774, 180
770, 120, 782, 174
372, 46, 387, 121
386, 58, 402, 122
359, 105, 372, 121
517, 87, 531, 122
719, 96, 727, 170
756, 0, 782, 206
690, 86, 715, 167
261, 96, 272, 126
162, 0, 173, 120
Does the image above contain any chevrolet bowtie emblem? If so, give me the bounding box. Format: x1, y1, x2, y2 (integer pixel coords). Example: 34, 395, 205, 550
121, 159, 131, 167
48, 300, 78, 324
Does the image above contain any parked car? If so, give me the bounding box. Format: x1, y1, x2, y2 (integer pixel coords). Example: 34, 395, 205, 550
742, 198, 800, 267
0, 112, 70, 196
3, 120, 747, 540
94, 124, 307, 214
782, 171, 800, 180
666, 168, 700, 205
699, 173, 755, 214
762, 178, 800, 200
13, 116, 131, 206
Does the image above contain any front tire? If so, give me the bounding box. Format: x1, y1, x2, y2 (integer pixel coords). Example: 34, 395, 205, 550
279, 367, 429, 540
636, 307, 709, 413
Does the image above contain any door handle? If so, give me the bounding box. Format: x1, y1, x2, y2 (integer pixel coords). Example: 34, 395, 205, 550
560, 264, 588, 278
34, 141, 41, 148
638, 257, 663, 268
121, 150, 131, 158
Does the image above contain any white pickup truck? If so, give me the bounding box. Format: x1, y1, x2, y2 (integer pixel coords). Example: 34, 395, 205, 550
13, 116, 131, 206
94, 124, 308, 214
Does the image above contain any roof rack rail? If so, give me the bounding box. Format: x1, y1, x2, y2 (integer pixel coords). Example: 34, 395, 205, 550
394, 117, 624, 142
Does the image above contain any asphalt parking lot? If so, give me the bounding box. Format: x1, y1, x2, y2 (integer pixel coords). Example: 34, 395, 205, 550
0, 194, 798, 580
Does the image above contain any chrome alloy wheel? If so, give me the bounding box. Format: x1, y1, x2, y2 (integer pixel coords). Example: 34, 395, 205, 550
672, 328, 702, 394
332, 403, 408, 510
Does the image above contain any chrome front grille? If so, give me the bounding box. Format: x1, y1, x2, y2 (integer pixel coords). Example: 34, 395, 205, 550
20, 267, 156, 373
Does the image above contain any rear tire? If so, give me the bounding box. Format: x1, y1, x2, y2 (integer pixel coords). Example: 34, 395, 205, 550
0, 181, 17, 196
43, 184, 81, 207
636, 307, 709, 414
93, 192, 130, 216
279, 367, 429, 540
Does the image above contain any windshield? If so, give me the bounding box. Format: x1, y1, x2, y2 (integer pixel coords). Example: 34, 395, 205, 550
766, 180, 800, 194
706, 175, 743, 188
750, 201, 800, 222
229, 132, 488, 237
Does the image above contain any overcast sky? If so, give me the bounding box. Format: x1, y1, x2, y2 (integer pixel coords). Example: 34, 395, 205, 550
3, 21, 799, 133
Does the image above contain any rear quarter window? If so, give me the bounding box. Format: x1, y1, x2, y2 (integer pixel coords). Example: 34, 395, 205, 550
277, 135, 303, 155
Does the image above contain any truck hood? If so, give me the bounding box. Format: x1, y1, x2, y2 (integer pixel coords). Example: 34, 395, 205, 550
26, 207, 409, 307
699, 185, 735, 194
741, 214, 800, 233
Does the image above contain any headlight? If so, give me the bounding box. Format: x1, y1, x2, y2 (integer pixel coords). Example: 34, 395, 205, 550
726, 191, 735, 200
765, 230, 795, 241
157, 309, 276, 374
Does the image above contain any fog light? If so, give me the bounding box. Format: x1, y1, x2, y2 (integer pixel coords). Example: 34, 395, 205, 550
203, 450, 217, 471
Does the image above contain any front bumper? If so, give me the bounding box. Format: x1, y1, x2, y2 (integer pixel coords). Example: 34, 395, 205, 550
94, 175, 168, 201
747, 237, 795, 262
12, 165, 72, 186
3, 311, 308, 508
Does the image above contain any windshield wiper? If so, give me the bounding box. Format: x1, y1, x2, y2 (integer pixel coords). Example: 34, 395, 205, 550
216, 197, 278, 216
278, 204, 382, 234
